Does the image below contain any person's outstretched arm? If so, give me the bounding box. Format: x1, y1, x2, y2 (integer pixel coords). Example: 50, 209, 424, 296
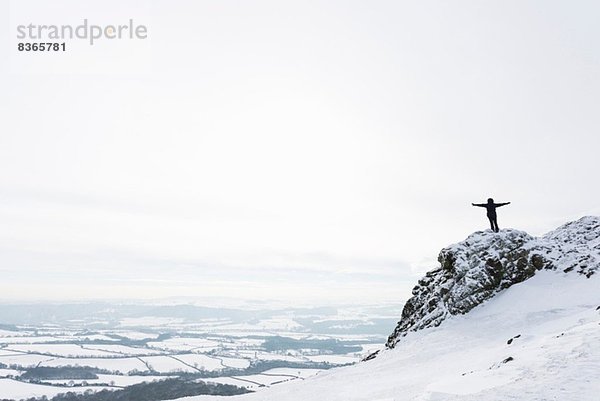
472, 203, 487, 207
495, 202, 511, 207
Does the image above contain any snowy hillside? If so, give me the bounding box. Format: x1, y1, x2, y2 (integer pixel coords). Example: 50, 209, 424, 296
387, 215, 600, 347
174, 217, 600, 401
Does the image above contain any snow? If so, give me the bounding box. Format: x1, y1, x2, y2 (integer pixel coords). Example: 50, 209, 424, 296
97, 374, 171, 386
302, 354, 360, 364
147, 337, 221, 352
136, 354, 250, 373
0, 349, 24, 356
260, 368, 321, 378
235, 350, 306, 363
40, 356, 148, 373
4, 344, 124, 357
173, 270, 600, 401
0, 353, 56, 367
119, 317, 185, 327
0, 329, 24, 337
0, 378, 112, 399
69, 334, 120, 342
81, 344, 163, 356
388, 217, 600, 347
0, 336, 65, 344
203, 368, 321, 391
216, 317, 303, 332
109, 331, 160, 340
45, 374, 171, 387
137, 355, 195, 373
168, 354, 224, 371
0, 368, 22, 377
219, 356, 251, 369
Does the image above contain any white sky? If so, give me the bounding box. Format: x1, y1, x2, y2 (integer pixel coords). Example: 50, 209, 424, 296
1, 0, 599, 304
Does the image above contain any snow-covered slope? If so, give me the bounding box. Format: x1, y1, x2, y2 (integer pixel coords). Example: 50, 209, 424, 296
175, 217, 600, 401
387, 216, 600, 348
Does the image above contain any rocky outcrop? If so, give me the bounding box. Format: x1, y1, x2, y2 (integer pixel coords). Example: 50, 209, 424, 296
541, 216, 600, 277
385, 216, 600, 349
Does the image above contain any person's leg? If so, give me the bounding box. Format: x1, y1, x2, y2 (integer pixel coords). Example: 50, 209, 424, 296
488, 217, 495, 231
493, 218, 499, 232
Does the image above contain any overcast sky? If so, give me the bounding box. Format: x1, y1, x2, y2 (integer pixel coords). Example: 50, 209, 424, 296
1, 0, 599, 304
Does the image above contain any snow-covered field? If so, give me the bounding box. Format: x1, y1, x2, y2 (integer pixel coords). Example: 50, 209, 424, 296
0, 368, 22, 377
139, 354, 214, 373
43, 374, 171, 387
81, 344, 163, 356
0, 336, 69, 344
235, 350, 306, 363
0, 378, 112, 400
0, 300, 394, 400
4, 344, 125, 357
204, 368, 322, 391
147, 337, 222, 352
108, 331, 160, 340
175, 270, 600, 401
0, 353, 55, 368
39, 356, 149, 373
302, 354, 360, 364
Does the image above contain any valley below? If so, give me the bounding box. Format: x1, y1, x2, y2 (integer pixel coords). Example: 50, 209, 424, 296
0, 302, 401, 400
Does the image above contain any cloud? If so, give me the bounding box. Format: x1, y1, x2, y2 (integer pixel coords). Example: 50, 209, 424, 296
1, 0, 599, 304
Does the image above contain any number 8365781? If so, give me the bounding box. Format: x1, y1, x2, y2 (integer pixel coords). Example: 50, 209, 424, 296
17, 42, 66, 51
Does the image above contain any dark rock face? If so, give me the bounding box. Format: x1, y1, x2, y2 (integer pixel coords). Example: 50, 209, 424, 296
386, 216, 600, 349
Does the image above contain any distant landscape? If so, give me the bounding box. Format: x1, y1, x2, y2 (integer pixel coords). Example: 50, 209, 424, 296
0, 301, 402, 400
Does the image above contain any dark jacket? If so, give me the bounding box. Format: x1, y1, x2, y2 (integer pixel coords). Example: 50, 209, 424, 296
472, 202, 510, 218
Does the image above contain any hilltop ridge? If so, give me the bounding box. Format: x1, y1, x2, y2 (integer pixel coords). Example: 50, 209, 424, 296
386, 216, 600, 348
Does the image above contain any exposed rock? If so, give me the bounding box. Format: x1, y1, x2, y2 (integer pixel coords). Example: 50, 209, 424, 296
386, 216, 600, 349
506, 334, 521, 345
361, 350, 380, 362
